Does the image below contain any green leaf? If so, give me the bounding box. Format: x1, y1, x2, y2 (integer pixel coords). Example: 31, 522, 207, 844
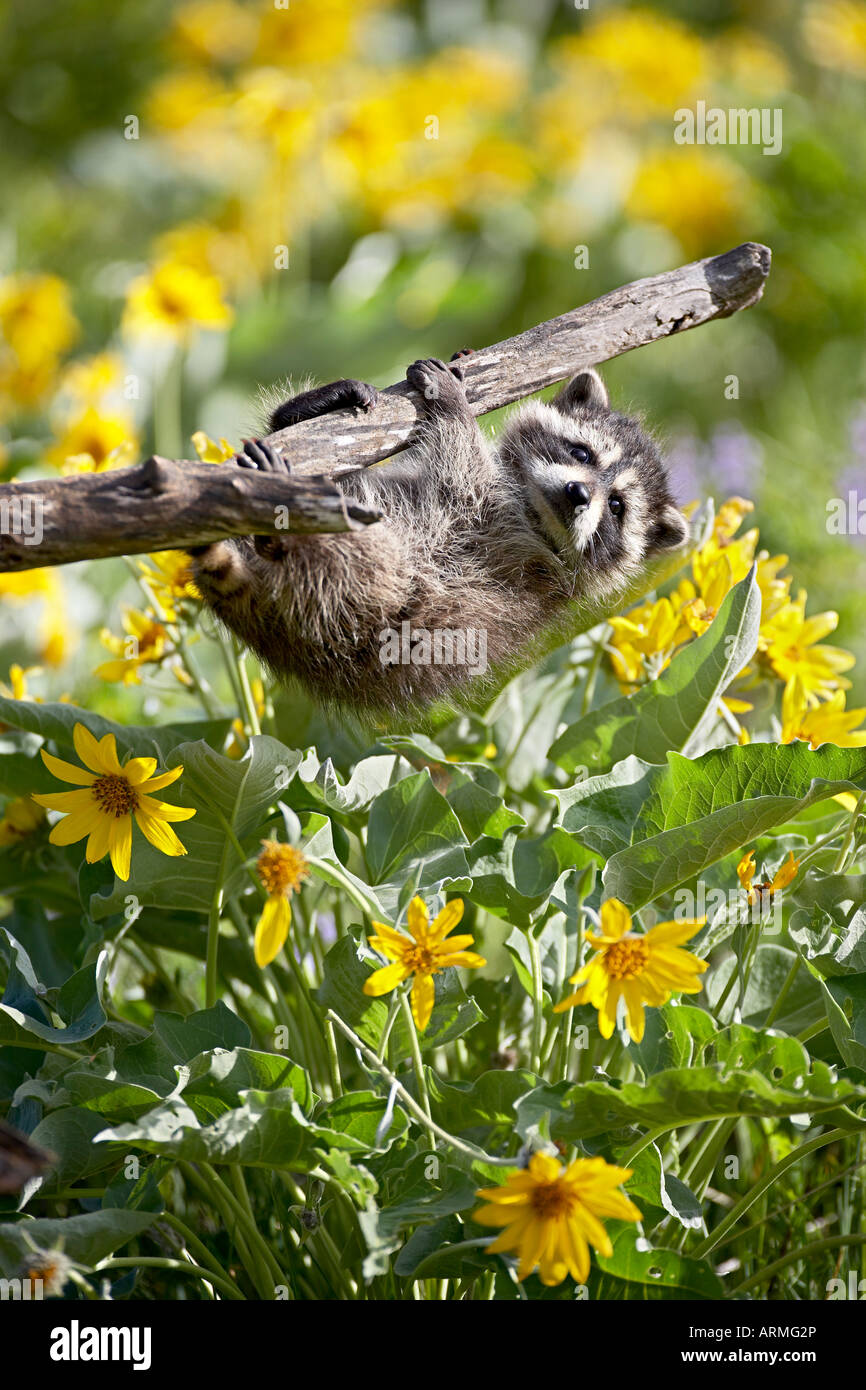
0, 929, 107, 1047
93, 1090, 322, 1169
94, 1086, 406, 1167
0, 696, 229, 764
365, 771, 470, 917
29, 1108, 114, 1188
359, 1151, 478, 1278
289, 749, 410, 821
630, 1004, 718, 1077
791, 902, 866, 978
624, 1143, 703, 1231
381, 735, 524, 840
0, 1210, 158, 1277
182, 1047, 314, 1121
821, 974, 866, 1071
111, 1004, 251, 1095
515, 1036, 866, 1141
427, 1068, 540, 1133
467, 827, 593, 927
550, 571, 761, 776
393, 1215, 487, 1279
592, 1226, 723, 1299
553, 743, 866, 909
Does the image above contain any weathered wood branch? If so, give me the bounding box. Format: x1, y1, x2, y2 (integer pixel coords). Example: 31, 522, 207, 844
0, 241, 770, 572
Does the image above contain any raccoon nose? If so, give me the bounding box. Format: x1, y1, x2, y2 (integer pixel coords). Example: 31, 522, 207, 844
565, 480, 591, 509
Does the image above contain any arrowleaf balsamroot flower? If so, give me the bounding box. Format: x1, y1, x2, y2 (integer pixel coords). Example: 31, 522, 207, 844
474, 1152, 641, 1286
32, 723, 195, 881
254, 840, 309, 967
737, 848, 800, 905
363, 896, 485, 1031
554, 898, 707, 1043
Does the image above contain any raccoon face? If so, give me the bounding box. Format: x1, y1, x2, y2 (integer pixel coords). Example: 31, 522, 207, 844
499, 368, 688, 586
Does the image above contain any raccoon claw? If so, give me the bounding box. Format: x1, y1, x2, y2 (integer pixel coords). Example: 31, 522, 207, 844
235, 438, 291, 474
450, 341, 478, 375
344, 380, 379, 414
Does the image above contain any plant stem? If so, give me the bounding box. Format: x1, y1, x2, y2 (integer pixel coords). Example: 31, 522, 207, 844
324, 1017, 343, 1099
764, 953, 801, 1027
834, 791, 866, 872
96, 1256, 244, 1301
326, 1010, 516, 1166
234, 639, 262, 736
399, 990, 436, 1150
693, 1126, 863, 1258
731, 1232, 866, 1296
527, 928, 544, 1074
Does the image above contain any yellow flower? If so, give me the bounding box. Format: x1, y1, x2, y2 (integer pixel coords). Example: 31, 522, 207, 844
554, 899, 707, 1043
94, 609, 170, 685
253, 840, 310, 967
551, 10, 705, 120
803, 0, 866, 75
363, 896, 485, 1031
56, 352, 124, 408
145, 69, 230, 133
0, 797, 46, 846
192, 430, 236, 463
627, 149, 750, 257
737, 848, 800, 906
172, 0, 259, 64
0, 662, 37, 701
137, 551, 200, 619
31, 723, 196, 881
0, 273, 79, 415
254, 0, 387, 66
764, 591, 855, 702
473, 1152, 641, 1286
123, 261, 233, 340
680, 550, 736, 637
47, 405, 137, 473
781, 673, 866, 748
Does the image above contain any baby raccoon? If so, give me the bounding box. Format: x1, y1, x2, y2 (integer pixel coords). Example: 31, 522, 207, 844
192, 356, 687, 715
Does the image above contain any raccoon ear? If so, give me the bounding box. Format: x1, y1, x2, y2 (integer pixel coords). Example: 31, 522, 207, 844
553, 368, 610, 416
648, 504, 690, 553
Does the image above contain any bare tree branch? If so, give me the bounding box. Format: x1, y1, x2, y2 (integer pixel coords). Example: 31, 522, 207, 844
0, 241, 770, 573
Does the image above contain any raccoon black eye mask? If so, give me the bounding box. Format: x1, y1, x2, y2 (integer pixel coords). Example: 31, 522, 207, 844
192, 357, 688, 716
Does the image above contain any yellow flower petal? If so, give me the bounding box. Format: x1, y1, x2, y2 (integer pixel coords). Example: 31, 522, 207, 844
411, 972, 435, 1031
72, 722, 110, 774
406, 896, 430, 943
136, 793, 197, 822
39, 749, 95, 786
122, 756, 158, 785
254, 894, 291, 968
139, 765, 184, 793
599, 899, 631, 940
135, 810, 189, 857
431, 898, 464, 940
107, 817, 132, 881
363, 961, 409, 998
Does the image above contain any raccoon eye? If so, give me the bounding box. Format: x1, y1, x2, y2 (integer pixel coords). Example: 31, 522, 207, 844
568, 443, 591, 464
609, 495, 625, 518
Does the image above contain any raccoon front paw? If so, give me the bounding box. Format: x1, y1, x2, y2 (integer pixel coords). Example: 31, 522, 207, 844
235, 438, 291, 474
407, 357, 470, 409
341, 379, 379, 414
